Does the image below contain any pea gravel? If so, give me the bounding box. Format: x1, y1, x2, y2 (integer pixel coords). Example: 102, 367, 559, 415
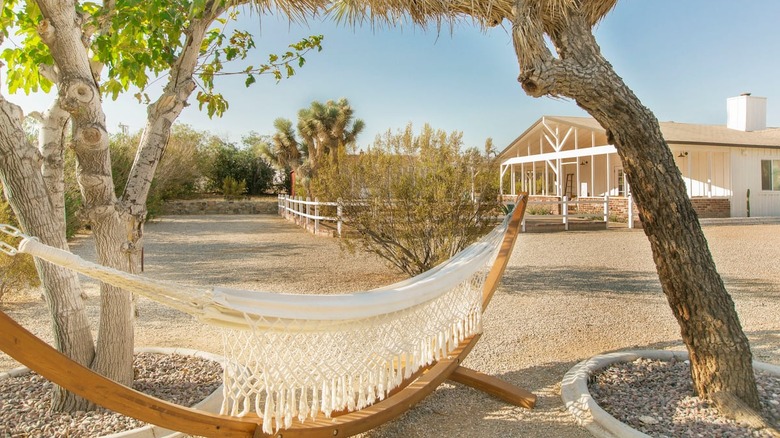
1, 213, 778, 437
590, 358, 780, 437
0, 353, 221, 437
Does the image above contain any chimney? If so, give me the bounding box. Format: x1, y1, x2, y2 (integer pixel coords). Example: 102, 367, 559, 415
727, 93, 767, 131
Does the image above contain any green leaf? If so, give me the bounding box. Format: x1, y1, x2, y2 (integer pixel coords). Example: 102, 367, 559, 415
245, 75, 256, 87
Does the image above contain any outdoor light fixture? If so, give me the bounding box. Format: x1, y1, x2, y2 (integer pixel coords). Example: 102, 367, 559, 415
580, 160, 589, 165
678, 151, 689, 158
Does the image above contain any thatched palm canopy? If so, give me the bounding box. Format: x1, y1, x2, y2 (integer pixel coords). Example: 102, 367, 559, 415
326, 0, 616, 30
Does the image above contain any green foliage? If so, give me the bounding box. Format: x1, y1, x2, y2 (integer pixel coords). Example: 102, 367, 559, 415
0, 1, 53, 94
0, 185, 40, 305
62, 149, 84, 238
200, 136, 274, 196
221, 176, 246, 200
109, 125, 204, 218
2, 2, 323, 118
526, 206, 553, 215
322, 123, 502, 276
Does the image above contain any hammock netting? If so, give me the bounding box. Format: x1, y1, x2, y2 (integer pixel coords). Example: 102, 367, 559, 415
9, 214, 510, 433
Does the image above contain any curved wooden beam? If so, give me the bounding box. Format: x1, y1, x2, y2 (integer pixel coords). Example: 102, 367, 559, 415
482, 193, 528, 307
0, 193, 531, 437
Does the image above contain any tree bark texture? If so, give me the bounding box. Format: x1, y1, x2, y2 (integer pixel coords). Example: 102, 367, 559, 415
33, 0, 228, 397
36, 0, 136, 390
0, 95, 95, 411
511, 2, 760, 409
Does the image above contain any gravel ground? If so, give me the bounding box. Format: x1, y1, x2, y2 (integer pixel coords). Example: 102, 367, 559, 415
0, 353, 222, 437
590, 358, 780, 437
1, 214, 779, 437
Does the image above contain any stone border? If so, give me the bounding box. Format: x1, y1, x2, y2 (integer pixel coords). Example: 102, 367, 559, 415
560, 349, 780, 438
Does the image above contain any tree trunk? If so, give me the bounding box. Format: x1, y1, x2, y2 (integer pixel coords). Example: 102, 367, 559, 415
511, 5, 760, 409
36, 0, 136, 389
0, 95, 95, 410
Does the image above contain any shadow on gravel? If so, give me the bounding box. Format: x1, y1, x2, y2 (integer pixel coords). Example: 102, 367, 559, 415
500, 266, 662, 295
366, 360, 591, 438
745, 330, 780, 363
501, 267, 780, 300
722, 278, 780, 299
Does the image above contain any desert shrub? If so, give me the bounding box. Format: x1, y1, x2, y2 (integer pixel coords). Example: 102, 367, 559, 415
526, 206, 553, 215
0, 187, 40, 305
222, 176, 247, 200
200, 137, 274, 196
319, 123, 501, 276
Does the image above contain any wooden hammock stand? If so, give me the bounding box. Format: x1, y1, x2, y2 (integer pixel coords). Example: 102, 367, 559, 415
0, 194, 533, 438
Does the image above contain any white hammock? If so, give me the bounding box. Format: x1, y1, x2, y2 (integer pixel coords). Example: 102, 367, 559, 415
6, 214, 511, 433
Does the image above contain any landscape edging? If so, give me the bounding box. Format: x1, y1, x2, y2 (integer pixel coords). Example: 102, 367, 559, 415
561, 349, 780, 438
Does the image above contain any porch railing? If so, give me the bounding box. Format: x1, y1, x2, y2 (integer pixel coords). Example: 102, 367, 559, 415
523, 196, 621, 231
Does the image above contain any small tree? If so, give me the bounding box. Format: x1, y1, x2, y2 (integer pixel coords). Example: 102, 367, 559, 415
327, 123, 501, 276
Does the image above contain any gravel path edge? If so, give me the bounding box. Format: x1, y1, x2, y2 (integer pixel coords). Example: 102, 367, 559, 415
560, 349, 780, 438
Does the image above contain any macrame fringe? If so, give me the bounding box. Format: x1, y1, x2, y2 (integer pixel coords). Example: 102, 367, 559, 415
220, 308, 483, 434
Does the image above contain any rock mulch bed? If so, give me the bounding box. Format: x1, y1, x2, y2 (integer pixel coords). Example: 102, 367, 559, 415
590, 358, 780, 437
0, 352, 222, 437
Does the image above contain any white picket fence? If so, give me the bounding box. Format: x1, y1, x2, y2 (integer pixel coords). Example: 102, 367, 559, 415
279, 194, 635, 236
278, 195, 344, 236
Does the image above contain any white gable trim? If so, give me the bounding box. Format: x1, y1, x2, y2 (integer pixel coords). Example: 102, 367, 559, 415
501, 144, 617, 166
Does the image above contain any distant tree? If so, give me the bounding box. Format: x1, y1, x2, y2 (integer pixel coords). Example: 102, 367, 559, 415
252, 124, 302, 194
264, 98, 364, 197
328, 123, 501, 276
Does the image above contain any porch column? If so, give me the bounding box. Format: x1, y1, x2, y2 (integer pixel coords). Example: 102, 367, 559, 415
606, 153, 611, 196
521, 163, 525, 193
510, 165, 516, 196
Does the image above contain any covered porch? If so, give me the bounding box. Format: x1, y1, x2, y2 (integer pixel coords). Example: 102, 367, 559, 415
498, 116, 733, 219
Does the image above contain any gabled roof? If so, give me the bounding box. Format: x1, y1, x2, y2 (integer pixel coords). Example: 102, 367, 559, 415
500, 115, 780, 157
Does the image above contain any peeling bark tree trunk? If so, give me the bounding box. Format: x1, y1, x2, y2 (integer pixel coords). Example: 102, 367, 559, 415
36, 0, 136, 392
511, 5, 760, 409
0, 95, 95, 411
30, 0, 227, 408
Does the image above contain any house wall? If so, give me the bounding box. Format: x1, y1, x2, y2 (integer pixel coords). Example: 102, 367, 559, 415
676, 149, 731, 197
730, 147, 780, 217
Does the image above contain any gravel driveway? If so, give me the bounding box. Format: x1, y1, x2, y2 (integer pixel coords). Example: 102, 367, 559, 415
2, 214, 778, 437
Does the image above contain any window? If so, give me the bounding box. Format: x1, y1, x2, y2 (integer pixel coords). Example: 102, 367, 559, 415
761, 160, 780, 191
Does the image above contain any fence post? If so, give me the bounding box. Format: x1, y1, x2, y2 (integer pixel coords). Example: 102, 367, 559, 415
337, 198, 343, 237
306, 197, 311, 231
562, 196, 569, 231
314, 197, 320, 235
627, 194, 634, 229
603, 195, 609, 226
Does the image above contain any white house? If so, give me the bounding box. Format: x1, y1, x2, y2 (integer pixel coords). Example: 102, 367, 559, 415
498, 94, 780, 219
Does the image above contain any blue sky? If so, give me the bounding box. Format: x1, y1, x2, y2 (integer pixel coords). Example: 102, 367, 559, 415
4, 0, 780, 151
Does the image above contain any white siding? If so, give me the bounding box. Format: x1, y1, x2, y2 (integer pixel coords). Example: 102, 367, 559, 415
730, 147, 780, 217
